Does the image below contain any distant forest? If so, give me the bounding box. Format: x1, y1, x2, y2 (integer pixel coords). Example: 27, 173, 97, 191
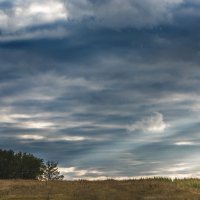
0, 149, 64, 180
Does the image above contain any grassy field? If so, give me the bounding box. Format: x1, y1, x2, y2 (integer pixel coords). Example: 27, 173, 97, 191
1, 178, 200, 199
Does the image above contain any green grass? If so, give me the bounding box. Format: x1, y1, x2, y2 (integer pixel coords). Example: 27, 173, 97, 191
1, 178, 200, 199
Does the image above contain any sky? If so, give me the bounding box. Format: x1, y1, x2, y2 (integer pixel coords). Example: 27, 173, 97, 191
0, 0, 200, 180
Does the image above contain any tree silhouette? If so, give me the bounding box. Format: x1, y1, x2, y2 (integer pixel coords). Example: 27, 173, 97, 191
41, 161, 64, 181
0, 149, 64, 180
0, 149, 43, 179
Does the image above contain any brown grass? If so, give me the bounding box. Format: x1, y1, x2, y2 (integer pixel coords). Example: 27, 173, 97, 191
0, 178, 200, 199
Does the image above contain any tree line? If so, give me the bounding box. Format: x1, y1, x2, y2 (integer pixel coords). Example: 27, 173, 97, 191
0, 149, 64, 180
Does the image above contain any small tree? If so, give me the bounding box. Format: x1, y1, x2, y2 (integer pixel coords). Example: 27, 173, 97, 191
41, 161, 64, 181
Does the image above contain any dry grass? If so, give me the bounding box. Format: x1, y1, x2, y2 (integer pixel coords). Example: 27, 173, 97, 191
0, 178, 200, 199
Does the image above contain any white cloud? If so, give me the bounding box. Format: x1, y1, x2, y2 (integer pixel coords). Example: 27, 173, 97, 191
0, 0, 67, 32
0, 107, 32, 123
19, 121, 55, 129
71, 174, 195, 181
18, 134, 45, 140
174, 141, 196, 146
49, 136, 88, 142
59, 167, 103, 179
127, 112, 169, 133
158, 162, 193, 174
0, 10, 9, 27
167, 166, 190, 172
17, 133, 92, 142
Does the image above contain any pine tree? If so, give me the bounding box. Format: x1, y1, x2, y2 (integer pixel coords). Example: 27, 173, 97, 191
41, 161, 64, 181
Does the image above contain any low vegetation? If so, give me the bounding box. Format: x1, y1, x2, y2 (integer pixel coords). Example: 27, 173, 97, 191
1, 178, 200, 199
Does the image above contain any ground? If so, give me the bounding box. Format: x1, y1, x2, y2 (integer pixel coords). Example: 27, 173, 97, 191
0, 178, 200, 199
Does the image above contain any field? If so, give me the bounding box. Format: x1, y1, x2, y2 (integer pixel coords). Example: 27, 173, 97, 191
1, 178, 200, 200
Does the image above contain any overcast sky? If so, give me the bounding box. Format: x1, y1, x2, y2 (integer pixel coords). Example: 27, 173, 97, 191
0, 0, 200, 179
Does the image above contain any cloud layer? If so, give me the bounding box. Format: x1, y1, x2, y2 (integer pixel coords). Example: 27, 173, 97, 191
0, 0, 200, 179
0, 0, 185, 37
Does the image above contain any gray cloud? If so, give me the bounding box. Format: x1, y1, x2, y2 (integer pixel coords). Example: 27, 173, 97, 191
66, 0, 184, 28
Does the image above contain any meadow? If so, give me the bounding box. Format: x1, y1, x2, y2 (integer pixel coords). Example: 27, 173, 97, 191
1, 178, 200, 199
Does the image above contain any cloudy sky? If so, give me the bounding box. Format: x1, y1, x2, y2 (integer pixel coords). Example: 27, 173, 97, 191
0, 0, 200, 179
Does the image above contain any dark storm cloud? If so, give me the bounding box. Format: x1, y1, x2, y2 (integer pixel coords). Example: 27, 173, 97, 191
0, 0, 200, 179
